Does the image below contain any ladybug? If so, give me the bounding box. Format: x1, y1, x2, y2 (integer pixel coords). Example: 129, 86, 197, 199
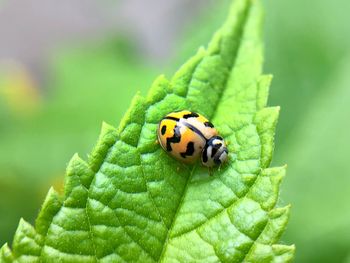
157, 110, 228, 167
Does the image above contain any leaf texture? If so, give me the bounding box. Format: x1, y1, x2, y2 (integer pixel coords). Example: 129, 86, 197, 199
0, 0, 294, 262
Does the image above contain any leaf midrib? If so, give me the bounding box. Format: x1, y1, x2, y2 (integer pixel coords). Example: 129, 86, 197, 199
157, 2, 253, 262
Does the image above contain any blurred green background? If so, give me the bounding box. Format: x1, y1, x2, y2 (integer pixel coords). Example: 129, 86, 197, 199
0, 0, 349, 262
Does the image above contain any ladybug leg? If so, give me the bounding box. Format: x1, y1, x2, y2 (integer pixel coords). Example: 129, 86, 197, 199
208, 167, 213, 176
154, 139, 159, 145
218, 164, 222, 172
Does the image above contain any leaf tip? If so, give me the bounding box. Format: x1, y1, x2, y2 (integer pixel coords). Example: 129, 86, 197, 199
101, 121, 116, 132
35, 187, 62, 236
270, 205, 291, 218
68, 153, 81, 166
146, 74, 171, 102
119, 92, 147, 132
65, 152, 93, 189
89, 121, 118, 172
0, 242, 13, 262
257, 74, 273, 109
18, 217, 27, 226
67, 152, 83, 169
266, 166, 286, 190
272, 244, 296, 262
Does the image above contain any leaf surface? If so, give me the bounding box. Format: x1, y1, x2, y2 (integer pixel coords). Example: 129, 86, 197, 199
0, 0, 294, 262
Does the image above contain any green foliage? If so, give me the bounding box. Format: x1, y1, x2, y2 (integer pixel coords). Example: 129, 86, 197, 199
263, 0, 350, 148
1, 0, 293, 262
0, 40, 157, 244
264, 0, 350, 261
276, 58, 350, 262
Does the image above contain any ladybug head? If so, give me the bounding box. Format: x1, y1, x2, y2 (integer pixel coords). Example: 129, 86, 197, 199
201, 136, 228, 167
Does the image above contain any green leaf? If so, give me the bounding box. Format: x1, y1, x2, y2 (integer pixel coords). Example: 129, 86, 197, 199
1, 0, 294, 262
0, 39, 157, 245
277, 57, 350, 262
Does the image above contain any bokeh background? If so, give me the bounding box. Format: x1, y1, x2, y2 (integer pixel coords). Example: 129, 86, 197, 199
0, 0, 349, 262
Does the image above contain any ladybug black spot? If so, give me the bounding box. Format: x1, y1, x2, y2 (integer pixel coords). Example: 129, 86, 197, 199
166, 126, 181, 152
161, 125, 167, 135
211, 143, 222, 157
164, 116, 179, 121
202, 147, 209, 163
180, 142, 195, 158
204, 121, 214, 128
183, 112, 199, 119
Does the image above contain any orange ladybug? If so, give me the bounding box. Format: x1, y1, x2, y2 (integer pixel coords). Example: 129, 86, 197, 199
157, 110, 228, 167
